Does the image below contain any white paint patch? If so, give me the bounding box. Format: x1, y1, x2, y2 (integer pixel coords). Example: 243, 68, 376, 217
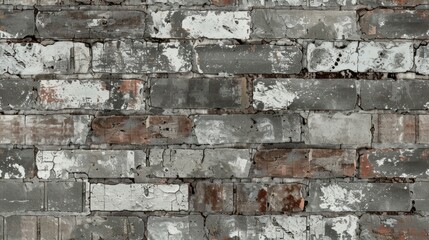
162, 43, 189, 72
331, 215, 359, 239
319, 183, 364, 211
253, 80, 297, 110
194, 119, 238, 145
416, 45, 429, 75
0, 30, 17, 38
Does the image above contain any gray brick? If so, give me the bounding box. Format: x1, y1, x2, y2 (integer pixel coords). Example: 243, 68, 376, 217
0, 9, 34, 38
373, 114, 417, 145
147, 148, 251, 178
0, 216, 3, 240
59, 216, 145, 240
360, 149, 429, 178
360, 9, 429, 39
193, 114, 301, 145
37, 150, 144, 179
5, 216, 37, 240
206, 215, 307, 239
40, 216, 58, 240
92, 40, 192, 73
251, 10, 359, 40
0, 181, 44, 212
36, 10, 145, 39
0, 80, 37, 110
240, 0, 306, 7
90, 183, 189, 211
150, 78, 248, 109
416, 45, 429, 75
0, 42, 90, 75
357, 41, 414, 73
307, 182, 411, 212
360, 214, 429, 239
359, 0, 429, 6
0, 149, 35, 179
309, 215, 359, 240
253, 78, 357, 110
147, 215, 205, 240
147, 0, 209, 5
307, 42, 358, 72
309, 0, 357, 6
361, 80, 429, 110
306, 113, 372, 146
411, 182, 429, 211
39, 80, 145, 110
148, 11, 250, 39
47, 181, 85, 212
194, 44, 302, 74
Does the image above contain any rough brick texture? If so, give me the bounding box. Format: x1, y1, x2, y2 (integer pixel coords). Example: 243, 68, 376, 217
2, 1, 429, 239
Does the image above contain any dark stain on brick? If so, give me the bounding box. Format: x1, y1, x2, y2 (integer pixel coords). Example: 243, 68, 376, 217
204, 184, 223, 212
256, 189, 268, 213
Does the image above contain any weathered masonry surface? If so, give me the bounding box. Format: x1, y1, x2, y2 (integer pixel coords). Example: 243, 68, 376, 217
1, 1, 429, 240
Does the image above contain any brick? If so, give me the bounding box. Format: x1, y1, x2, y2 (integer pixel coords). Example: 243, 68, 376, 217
0, 80, 37, 110
147, 215, 205, 240
59, 216, 145, 239
148, 148, 251, 178
360, 149, 429, 178
191, 182, 233, 213
194, 44, 302, 74
150, 78, 248, 109
0, 10, 34, 38
39, 216, 58, 240
359, 0, 429, 6
37, 150, 144, 179
253, 78, 357, 110
361, 80, 429, 110
47, 181, 85, 212
148, 11, 250, 39
211, 0, 235, 5
309, 0, 357, 6
91, 115, 192, 145
240, 0, 306, 7
251, 10, 359, 40
306, 113, 372, 146
307, 182, 411, 212
307, 42, 358, 72
374, 114, 416, 144
418, 115, 429, 143
411, 182, 429, 211
360, 214, 429, 239
92, 40, 192, 73
236, 183, 305, 214
90, 183, 189, 211
0, 216, 3, 240
5, 216, 37, 240
357, 41, 414, 72
36, 10, 145, 39
360, 9, 429, 39
309, 215, 359, 240
0, 181, 44, 212
416, 45, 429, 75
193, 114, 301, 145
206, 215, 307, 239
147, 0, 209, 5
39, 79, 144, 110
0, 42, 90, 75
0, 149, 35, 179
252, 149, 356, 178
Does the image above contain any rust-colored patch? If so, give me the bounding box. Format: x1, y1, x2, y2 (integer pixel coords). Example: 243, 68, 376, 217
211, 0, 235, 6
256, 189, 267, 213
204, 184, 223, 212
116, 80, 141, 96
39, 86, 61, 103
374, 224, 394, 236
253, 149, 309, 177
268, 184, 304, 212
359, 152, 375, 178
421, 149, 429, 158
311, 149, 343, 158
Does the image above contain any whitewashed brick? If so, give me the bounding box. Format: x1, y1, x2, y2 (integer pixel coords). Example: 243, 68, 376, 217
90, 184, 189, 211
307, 42, 358, 72
310, 215, 359, 240
416, 45, 429, 75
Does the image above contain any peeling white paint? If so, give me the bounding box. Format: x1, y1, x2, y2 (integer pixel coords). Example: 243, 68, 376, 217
416, 45, 429, 75
319, 183, 364, 211
253, 80, 297, 110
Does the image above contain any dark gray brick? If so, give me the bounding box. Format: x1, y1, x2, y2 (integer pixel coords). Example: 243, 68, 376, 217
194, 44, 302, 74
253, 78, 357, 110
47, 181, 85, 212
0, 80, 37, 110
193, 114, 302, 145
361, 9, 429, 39
0, 149, 35, 179
359, 0, 429, 6
0, 9, 34, 39
0, 181, 44, 212
361, 80, 429, 110
150, 78, 248, 109
36, 10, 145, 39
411, 182, 429, 211
251, 10, 359, 40
307, 182, 411, 212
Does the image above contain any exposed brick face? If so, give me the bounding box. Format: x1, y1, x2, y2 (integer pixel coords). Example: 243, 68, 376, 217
2, 1, 429, 239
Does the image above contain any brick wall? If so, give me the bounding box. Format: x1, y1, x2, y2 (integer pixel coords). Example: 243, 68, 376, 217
0, 0, 429, 239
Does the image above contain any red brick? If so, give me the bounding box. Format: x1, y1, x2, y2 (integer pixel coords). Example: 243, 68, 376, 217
418, 115, 429, 143
211, 0, 235, 6
91, 116, 192, 144
191, 182, 233, 213
375, 114, 416, 144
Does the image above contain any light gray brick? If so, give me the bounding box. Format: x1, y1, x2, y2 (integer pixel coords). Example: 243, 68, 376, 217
194, 44, 302, 74
306, 113, 372, 146
416, 45, 429, 75
307, 42, 358, 72
90, 183, 189, 211
307, 182, 411, 212
251, 10, 359, 40
253, 78, 357, 110
193, 114, 301, 145
148, 11, 250, 39
0, 149, 35, 179
36, 10, 145, 39
0, 9, 34, 38
147, 215, 205, 240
